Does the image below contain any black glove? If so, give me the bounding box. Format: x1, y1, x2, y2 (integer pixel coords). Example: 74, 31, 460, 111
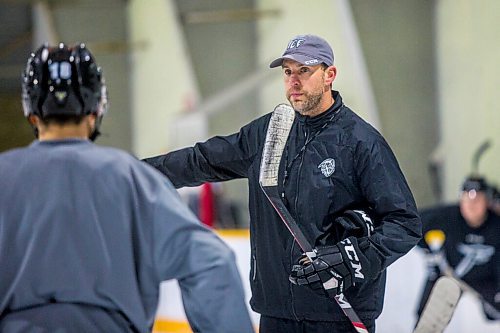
422, 248, 444, 280
334, 209, 374, 240
482, 292, 500, 320
316, 209, 375, 245
289, 237, 368, 298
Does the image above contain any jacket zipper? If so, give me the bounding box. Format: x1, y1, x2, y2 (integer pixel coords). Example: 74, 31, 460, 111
290, 127, 308, 321
293, 128, 308, 216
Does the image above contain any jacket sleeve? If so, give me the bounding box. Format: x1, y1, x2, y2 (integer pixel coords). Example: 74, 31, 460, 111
138, 168, 254, 333
142, 115, 270, 188
354, 135, 422, 276
495, 242, 500, 304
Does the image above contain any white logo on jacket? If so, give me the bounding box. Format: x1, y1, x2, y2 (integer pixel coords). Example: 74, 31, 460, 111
340, 238, 364, 279
318, 158, 335, 177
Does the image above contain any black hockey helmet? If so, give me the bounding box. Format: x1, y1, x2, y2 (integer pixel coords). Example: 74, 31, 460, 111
461, 175, 489, 193
487, 184, 499, 203
21, 43, 108, 140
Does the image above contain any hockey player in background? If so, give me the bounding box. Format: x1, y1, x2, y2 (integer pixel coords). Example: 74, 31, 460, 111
416, 176, 500, 321
0, 44, 253, 333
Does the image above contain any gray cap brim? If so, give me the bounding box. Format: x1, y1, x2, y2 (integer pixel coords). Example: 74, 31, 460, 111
269, 54, 318, 68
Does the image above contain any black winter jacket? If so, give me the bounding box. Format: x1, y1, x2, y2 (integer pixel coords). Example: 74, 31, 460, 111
144, 91, 421, 322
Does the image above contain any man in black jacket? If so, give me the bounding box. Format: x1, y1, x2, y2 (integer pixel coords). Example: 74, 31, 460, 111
144, 34, 421, 333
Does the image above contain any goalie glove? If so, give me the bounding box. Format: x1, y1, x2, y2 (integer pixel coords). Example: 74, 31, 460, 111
289, 237, 370, 298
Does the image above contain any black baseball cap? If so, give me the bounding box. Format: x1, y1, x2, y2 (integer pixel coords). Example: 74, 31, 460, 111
269, 34, 334, 68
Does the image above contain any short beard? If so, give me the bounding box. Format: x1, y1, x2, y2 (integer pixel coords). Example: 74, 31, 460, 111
289, 90, 323, 116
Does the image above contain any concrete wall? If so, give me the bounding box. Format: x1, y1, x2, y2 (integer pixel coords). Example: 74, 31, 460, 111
128, 0, 200, 157
350, 0, 438, 207
436, 0, 500, 201
172, 0, 258, 217
47, 0, 132, 151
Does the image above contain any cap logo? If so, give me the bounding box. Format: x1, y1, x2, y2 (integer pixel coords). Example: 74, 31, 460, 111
304, 59, 319, 65
287, 39, 305, 49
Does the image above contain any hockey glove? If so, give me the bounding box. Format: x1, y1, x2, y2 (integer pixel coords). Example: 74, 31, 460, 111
422, 248, 445, 280
289, 237, 368, 298
334, 209, 374, 240
482, 292, 500, 320
317, 209, 375, 245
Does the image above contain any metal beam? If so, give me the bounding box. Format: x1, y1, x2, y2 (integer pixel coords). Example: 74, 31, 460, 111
181, 8, 281, 24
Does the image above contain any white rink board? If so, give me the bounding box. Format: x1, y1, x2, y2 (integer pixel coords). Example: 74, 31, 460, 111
155, 233, 500, 332
155, 232, 260, 325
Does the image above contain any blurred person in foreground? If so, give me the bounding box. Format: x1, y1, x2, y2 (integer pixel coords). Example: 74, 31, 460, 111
143, 34, 421, 333
416, 176, 500, 321
0, 43, 253, 333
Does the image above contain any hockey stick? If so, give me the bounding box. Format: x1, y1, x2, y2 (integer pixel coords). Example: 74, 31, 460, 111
413, 276, 461, 333
471, 139, 491, 175
424, 230, 500, 319
259, 104, 368, 333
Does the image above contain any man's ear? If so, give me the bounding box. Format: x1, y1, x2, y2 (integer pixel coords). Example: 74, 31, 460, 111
87, 114, 97, 128
27, 115, 41, 139
28, 115, 39, 126
324, 66, 337, 86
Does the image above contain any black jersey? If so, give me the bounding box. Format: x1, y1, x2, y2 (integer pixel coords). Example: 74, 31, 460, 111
417, 204, 500, 318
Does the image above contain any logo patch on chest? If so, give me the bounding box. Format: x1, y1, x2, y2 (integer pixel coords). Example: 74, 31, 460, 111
318, 158, 335, 177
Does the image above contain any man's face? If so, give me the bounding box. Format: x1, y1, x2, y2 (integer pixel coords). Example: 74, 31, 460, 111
459, 190, 488, 228
282, 59, 335, 117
